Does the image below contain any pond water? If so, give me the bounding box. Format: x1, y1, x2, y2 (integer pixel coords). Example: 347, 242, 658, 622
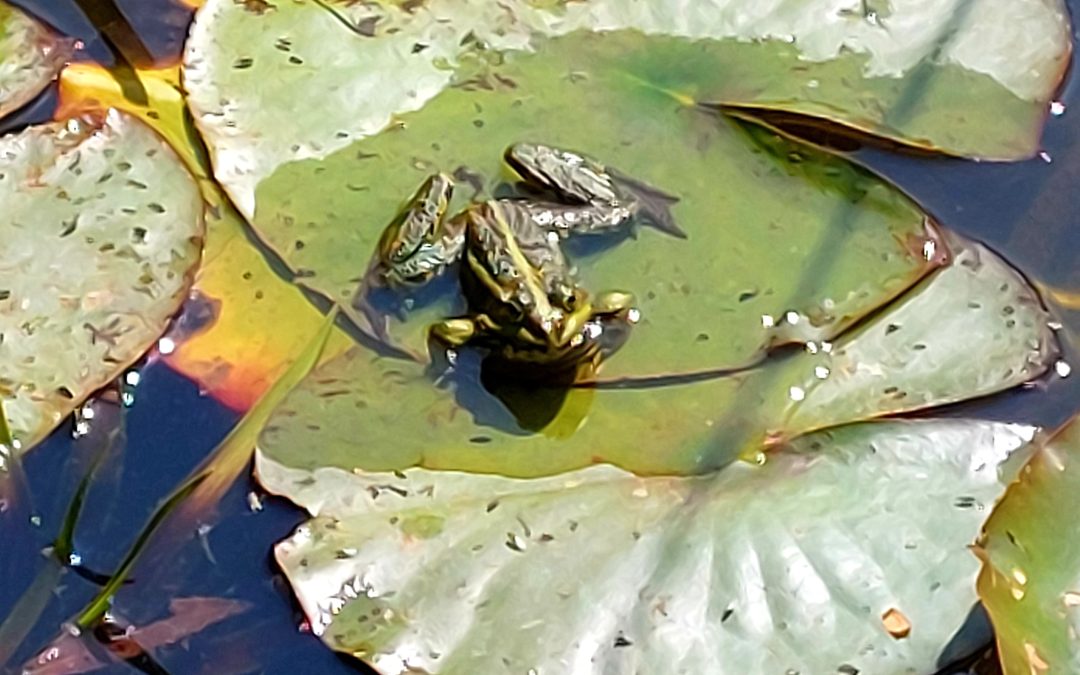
0, 1, 1077, 674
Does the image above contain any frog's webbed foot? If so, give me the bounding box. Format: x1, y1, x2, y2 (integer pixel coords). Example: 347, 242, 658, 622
607, 166, 686, 239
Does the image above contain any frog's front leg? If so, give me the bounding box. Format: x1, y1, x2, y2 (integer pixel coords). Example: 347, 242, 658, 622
427, 315, 501, 373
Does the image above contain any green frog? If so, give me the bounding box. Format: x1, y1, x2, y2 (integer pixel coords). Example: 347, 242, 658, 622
356, 143, 683, 378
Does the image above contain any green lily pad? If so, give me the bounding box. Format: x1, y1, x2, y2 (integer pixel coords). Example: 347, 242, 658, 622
184, 0, 1070, 222
0, 1, 73, 119
258, 233, 1056, 478
258, 418, 1035, 673
0, 110, 204, 453
977, 416, 1080, 674
216, 29, 954, 375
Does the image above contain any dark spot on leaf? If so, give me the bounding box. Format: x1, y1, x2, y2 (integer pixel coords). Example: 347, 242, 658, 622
738, 290, 758, 302
954, 496, 977, 508
356, 16, 379, 37
412, 42, 428, 53
613, 635, 632, 648
235, 0, 275, 13
837, 666, 859, 675
288, 55, 304, 65
721, 607, 734, 622
234, 57, 254, 69
885, 323, 900, 334
470, 435, 492, 444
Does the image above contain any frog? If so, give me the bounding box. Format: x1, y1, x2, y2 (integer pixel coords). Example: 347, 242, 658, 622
354, 143, 684, 379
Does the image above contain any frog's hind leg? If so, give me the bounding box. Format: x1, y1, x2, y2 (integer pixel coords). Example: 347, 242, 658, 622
607, 166, 686, 239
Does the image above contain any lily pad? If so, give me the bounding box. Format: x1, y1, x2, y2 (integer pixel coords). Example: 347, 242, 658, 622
211, 29, 955, 375
55, 62, 354, 410
258, 233, 1056, 478
183, 0, 1070, 221
0, 1, 72, 119
258, 418, 1035, 673
977, 416, 1080, 674
0, 110, 204, 453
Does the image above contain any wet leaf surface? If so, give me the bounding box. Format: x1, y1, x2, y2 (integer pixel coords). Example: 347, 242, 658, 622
259, 419, 1035, 674
259, 234, 1056, 478
0, 110, 203, 453
977, 416, 1080, 675
0, 1, 72, 119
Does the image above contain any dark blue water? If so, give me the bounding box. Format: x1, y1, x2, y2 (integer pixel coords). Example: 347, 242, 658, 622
1, 1, 1078, 673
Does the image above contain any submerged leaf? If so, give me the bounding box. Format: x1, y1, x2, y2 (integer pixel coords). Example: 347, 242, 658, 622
977, 416, 1080, 675
23, 597, 250, 675
261, 419, 1034, 674
0, 1, 73, 119
0, 111, 204, 453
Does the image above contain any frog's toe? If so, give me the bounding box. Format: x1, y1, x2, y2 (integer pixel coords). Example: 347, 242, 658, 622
429, 318, 477, 348
592, 290, 636, 315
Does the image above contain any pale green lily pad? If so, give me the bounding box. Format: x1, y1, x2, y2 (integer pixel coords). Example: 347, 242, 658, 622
0, 1, 73, 119
185, 0, 1070, 219
258, 233, 1056, 478
977, 416, 1080, 674
0, 110, 204, 453
258, 418, 1035, 673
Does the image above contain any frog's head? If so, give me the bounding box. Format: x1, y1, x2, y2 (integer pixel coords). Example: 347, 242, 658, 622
504, 143, 609, 204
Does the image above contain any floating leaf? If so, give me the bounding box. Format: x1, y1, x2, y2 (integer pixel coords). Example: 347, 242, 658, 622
259, 419, 1035, 674
0, 111, 204, 453
0, 1, 73, 119
977, 416, 1080, 674
55, 63, 351, 410
184, 0, 1070, 223
258, 233, 1056, 478
208, 29, 952, 374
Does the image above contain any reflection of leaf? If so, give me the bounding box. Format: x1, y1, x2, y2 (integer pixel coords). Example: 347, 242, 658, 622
0, 1, 73, 119
0, 111, 204, 454
977, 416, 1080, 675
261, 419, 1035, 674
